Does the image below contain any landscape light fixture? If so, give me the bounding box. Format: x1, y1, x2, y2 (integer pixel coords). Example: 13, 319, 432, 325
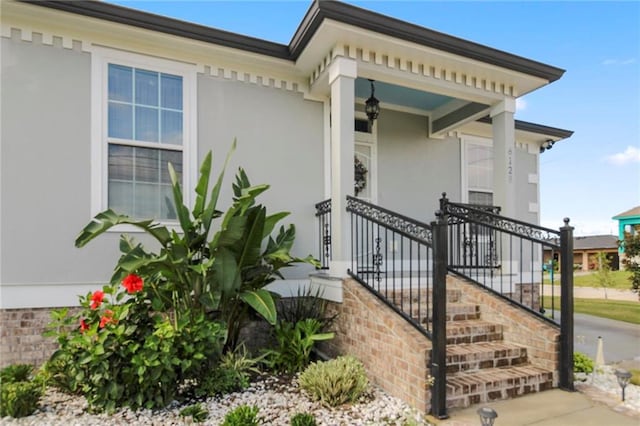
477, 407, 498, 426
365, 79, 380, 125
614, 369, 632, 401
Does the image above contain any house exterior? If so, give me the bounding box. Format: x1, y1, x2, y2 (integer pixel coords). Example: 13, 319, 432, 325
1, 0, 573, 413
543, 235, 619, 271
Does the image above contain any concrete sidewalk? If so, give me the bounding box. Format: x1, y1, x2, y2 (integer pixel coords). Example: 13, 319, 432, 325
542, 285, 638, 301
432, 389, 638, 425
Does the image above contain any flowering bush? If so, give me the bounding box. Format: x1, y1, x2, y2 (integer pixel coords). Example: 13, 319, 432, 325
46, 273, 226, 412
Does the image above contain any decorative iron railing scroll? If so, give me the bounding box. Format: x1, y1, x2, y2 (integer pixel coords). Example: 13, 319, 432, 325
444, 201, 561, 248
346, 196, 432, 245
314, 199, 331, 270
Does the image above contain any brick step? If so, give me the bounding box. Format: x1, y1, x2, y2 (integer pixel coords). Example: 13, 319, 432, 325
446, 365, 554, 409
387, 288, 462, 304
446, 320, 503, 345
402, 303, 480, 324
445, 342, 528, 374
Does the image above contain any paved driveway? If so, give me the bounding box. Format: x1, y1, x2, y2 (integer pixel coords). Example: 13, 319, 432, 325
574, 313, 640, 363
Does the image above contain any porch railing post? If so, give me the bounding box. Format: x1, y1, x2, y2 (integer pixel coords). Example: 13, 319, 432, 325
431, 210, 448, 419
559, 217, 574, 391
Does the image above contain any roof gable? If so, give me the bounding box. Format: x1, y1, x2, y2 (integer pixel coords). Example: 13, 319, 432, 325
613, 206, 640, 219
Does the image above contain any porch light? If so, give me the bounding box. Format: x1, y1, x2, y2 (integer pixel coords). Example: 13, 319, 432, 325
365, 79, 380, 124
614, 369, 632, 401
477, 407, 498, 426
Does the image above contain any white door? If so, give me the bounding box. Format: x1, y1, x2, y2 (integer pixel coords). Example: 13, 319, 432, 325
354, 116, 377, 203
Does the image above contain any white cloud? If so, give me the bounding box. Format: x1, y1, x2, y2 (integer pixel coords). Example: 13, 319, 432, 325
515, 98, 527, 112
602, 58, 637, 66
606, 145, 640, 165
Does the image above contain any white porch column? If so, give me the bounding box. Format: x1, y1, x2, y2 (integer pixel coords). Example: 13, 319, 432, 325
328, 57, 357, 276
490, 98, 516, 218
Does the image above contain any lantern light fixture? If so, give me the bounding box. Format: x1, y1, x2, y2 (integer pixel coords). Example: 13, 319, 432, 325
614, 369, 632, 401
365, 79, 380, 125
477, 407, 498, 426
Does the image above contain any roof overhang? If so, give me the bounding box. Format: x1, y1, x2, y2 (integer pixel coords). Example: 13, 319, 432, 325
25, 0, 565, 96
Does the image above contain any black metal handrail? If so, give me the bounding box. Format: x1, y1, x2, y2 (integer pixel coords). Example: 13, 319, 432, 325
440, 193, 574, 391
345, 196, 434, 336
314, 199, 331, 270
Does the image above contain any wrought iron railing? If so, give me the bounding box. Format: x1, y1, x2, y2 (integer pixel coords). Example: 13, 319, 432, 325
346, 196, 434, 332
314, 199, 331, 270
440, 193, 574, 391
314, 193, 574, 405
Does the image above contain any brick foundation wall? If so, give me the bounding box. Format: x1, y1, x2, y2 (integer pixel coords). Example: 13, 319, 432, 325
320, 279, 433, 413
449, 276, 560, 384
0, 307, 73, 368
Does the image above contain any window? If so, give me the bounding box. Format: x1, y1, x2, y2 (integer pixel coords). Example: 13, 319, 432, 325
463, 137, 493, 205
92, 48, 196, 222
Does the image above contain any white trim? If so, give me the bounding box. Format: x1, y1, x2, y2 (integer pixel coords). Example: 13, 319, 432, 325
90, 46, 198, 226
323, 98, 331, 199
354, 112, 378, 203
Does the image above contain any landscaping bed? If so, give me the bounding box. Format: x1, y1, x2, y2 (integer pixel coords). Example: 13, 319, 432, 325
1, 374, 430, 426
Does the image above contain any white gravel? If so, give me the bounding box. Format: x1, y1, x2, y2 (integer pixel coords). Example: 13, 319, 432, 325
3, 367, 638, 425
575, 364, 640, 416
0, 375, 431, 425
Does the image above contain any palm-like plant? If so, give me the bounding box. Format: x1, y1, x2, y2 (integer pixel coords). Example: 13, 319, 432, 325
75, 141, 317, 349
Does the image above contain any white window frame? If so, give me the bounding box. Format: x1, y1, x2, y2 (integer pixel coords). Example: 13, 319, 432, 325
460, 134, 493, 204
90, 47, 197, 230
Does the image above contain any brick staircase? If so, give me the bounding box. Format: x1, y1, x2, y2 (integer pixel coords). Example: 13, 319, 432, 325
391, 278, 554, 409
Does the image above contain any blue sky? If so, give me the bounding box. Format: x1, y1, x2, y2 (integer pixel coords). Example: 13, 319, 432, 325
109, 0, 640, 236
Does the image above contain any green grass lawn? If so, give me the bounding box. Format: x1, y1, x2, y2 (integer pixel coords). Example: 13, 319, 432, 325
543, 270, 632, 290
542, 296, 640, 324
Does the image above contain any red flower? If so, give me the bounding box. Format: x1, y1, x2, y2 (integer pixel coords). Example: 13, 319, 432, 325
79, 319, 89, 333
122, 274, 144, 294
99, 310, 115, 328
90, 290, 105, 309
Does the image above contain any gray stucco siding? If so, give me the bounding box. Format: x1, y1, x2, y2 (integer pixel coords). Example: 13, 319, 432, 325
197, 75, 324, 279
377, 109, 461, 223
1, 38, 122, 296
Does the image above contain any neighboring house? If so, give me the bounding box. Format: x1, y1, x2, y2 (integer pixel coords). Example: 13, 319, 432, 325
613, 206, 640, 270
1, 0, 574, 414
543, 235, 619, 271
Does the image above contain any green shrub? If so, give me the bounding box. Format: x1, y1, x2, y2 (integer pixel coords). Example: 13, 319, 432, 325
298, 355, 368, 407
630, 369, 640, 386
195, 366, 248, 398
290, 412, 317, 426
263, 318, 334, 374
573, 352, 594, 374
278, 286, 336, 329
0, 364, 33, 384
221, 404, 260, 426
0, 381, 43, 418
179, 403, 209, 423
